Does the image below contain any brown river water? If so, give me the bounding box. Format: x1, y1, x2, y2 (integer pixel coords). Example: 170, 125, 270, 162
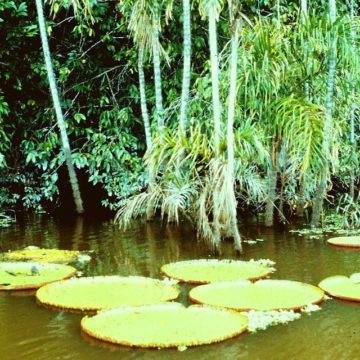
0, 215, 359, 360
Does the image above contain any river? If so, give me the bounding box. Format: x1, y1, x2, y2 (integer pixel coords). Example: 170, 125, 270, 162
0, 215, 359, 359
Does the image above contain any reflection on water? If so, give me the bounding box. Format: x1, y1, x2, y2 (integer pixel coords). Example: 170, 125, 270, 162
1, 214, 360, 360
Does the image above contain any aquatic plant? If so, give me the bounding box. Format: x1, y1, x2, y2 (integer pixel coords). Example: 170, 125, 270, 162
327, 236, 360, 248
161, 259, 274, 284
189, 279, 324, 311
36, 275, 180, 311
0, 262, 76, 290
319, 274, 360, 302
1, 248, 88, 264
80, 303, 248, 348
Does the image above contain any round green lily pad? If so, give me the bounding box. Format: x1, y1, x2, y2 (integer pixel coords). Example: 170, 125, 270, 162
327, 236, 360, 248
318, 274, 360, 302
161, 259, 272, 284
189, 279, 324, 311
81, 303, 248, 348
36, 276, 180, 311
1, 248, 81, 263
0, 262, 76, 291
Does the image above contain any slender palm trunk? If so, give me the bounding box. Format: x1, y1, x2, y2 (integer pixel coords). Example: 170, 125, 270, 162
296, 178, 306, 217
208, 7, 222, 155
179, 0, 191, 133
300, 0, 307, 19
276, 0, 281, 25
138, 45, 156, 220
265, 163, 278, 227
301, 0, 310, 100
350, 103, 356, 200
295, 0, 309, 218
265, 138, 280, 227
152, 9, 164, 138
311, 175, 327, 227
311, 0, 337, 227
227, 19, 241, 251
349, 0, 356, 199
207, 7, 223, 249
35, 0, 84, 214
138, 45, 152, 150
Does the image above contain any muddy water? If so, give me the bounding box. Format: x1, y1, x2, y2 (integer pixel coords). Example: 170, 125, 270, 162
0, 215, 359, 360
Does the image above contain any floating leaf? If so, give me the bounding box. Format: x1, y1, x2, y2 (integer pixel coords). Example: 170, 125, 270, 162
36, 276, 180, 311
318, 274, 360, 302
1, 248, 82, 264
0, 262, 76, 291
327, 236, 360, 248
189, 280, 324, 311
81, 303, 248, 348
161, 259, 273, 284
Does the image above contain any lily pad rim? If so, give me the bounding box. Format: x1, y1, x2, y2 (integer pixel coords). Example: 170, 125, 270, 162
189, 279, 325, 311
0, 248, 83, 264
36, 275, 181, 311
80, 303, 249, 348
327, 237, 360, 249
161, 259, 272, 284
0, 261, 77, 291
318, 275, 360, 303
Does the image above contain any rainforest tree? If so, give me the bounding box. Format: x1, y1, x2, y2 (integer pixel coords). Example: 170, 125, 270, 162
0, 0, 359, 244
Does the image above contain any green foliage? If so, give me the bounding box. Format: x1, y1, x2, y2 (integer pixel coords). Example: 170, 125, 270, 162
0, 0, 359, 238
335, 194, 360, 229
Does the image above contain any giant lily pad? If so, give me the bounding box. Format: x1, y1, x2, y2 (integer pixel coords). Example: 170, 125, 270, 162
0, 262, 76, 290
318, 274, 360, 302
161, 259, 272, 284
327, 236, 360, 248
189, 279, 324, 311
81, 303, 248, 348
1, 248, 82, 264
36, 276, 180, 311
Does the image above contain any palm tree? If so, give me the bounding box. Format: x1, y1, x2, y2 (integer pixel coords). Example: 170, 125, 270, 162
121, 0, 153, 150
225, 0, 242, 250
152, 1, 165, 138
179, 0, 192, 133
311, 0, 337, 227
35, 0, 84, 214
300, 0, 307, 17
138, 45, 153, 151
349, 0, 357, 199
296, 0, 309, 218
199, 0, 224, 155
121, 0, 172, 140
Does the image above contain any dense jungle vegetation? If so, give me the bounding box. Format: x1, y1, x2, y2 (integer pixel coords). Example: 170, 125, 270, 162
0, 0, 359, 249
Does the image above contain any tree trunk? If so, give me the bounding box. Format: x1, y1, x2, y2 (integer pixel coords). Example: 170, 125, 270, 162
226, 18, 241, 251
350, 102, 356, 200
349, 0, 356, 200
296, 0, 309, 218
310, 0, 337, 227
300, 0, 307, 20
138, 45, 152, 150
311, 177, 327, 227
179, 0, 191, 133
278, 171, 286, 223
35, 0, 84, 214
276, 0, 281, 25
301, 0, 310, 100
296, 179, 306, 218
152, 9, 164, 138
138, 44, 156, 222
265, 164, 278, 227
208, 7, 222, 155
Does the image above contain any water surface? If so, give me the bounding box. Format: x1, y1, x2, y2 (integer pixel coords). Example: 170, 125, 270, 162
1, 215, 359, 359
